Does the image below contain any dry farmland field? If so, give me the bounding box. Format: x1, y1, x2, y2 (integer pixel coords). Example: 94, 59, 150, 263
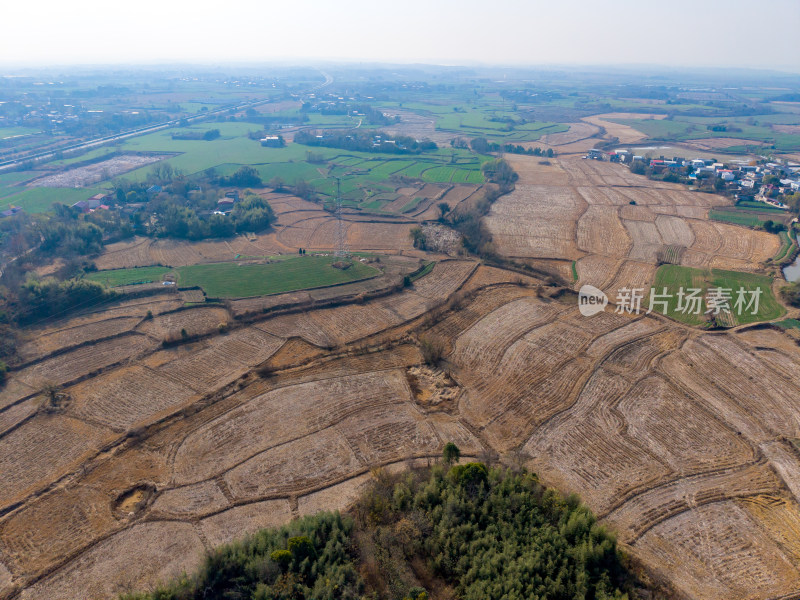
2, 264, 800, 600
486, 154, 780, 298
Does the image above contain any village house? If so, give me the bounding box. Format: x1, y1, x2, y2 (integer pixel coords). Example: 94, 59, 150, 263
72, 193, 111, 213
260, 135, 283, 148
216, 198, 235, 213
0, 205, 22, 218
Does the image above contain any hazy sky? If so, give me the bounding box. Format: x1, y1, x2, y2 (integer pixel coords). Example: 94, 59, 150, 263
3, 0, 799, 71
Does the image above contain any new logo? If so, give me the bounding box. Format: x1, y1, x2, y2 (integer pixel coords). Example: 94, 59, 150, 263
578, 285, 608, 317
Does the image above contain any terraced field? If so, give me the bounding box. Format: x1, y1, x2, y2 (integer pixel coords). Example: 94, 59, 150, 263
91, 183, 479, 273
1, 262, 800, 600
487, 155, 780, 299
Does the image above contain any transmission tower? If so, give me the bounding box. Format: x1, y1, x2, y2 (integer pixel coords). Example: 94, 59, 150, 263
334, 177, 348, 258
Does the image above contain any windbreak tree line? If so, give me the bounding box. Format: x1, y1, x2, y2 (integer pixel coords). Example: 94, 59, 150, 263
295, 130, 437, 154
121, 452, 654, 600
469, 137, 555, 157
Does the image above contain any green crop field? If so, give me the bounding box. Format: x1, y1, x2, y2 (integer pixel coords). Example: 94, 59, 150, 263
174, 255, 379, 298
86, 266, 172, 287
409, 261, 435, 282
400, 197, 424, 213
4, 106, 491, 218
398, 162, 430, 178
421, 166, 457, 182
251, 161, 322, 184
434, 110, 568, 141
119, 129, 328, 180
709, 209, 764, 228
649, 265, 784, 326
47, 146, 119, 168
364, 159, 415, 178
0, 126, 42, 139
734, 200, 787, 212
2, 186, 109, 213
0, 172, 37, 199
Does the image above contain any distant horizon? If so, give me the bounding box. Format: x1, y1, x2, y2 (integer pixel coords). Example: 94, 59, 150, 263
1, 60, 799, 79
3, 0, 798, 75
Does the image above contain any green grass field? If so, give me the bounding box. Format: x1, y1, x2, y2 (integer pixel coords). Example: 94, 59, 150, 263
774, 231, 795, 262
174, 255, 379, 298
86, 266, 172, 287
776, 318, 800, 330
650, 265, 784, 326
0, 171, 38, 199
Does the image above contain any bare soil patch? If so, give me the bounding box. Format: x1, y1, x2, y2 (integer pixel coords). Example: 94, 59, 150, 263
581, 113, 665, 144
30, 154, 169, 188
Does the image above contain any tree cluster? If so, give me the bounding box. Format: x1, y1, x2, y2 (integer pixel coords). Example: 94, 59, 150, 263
762, 220, 787, 234
216, 165, 263, 188
120, 448, 647, 600
14, 277, 112, 325
781, 281, 800, 308
295, 130, 437, 154
171, 128, 221, 141
153, 191, 275, 240
469, 137, 555, 157
120, 512, 362, 600
480, 159, 518, 188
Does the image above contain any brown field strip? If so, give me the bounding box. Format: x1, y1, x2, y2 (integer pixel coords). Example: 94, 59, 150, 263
484, 184, 584, 259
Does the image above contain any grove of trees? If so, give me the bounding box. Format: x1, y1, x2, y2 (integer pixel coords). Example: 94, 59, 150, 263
120, 446, 647, 600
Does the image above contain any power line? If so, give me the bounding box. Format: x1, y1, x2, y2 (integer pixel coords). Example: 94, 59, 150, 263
334, 177, 348, 259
